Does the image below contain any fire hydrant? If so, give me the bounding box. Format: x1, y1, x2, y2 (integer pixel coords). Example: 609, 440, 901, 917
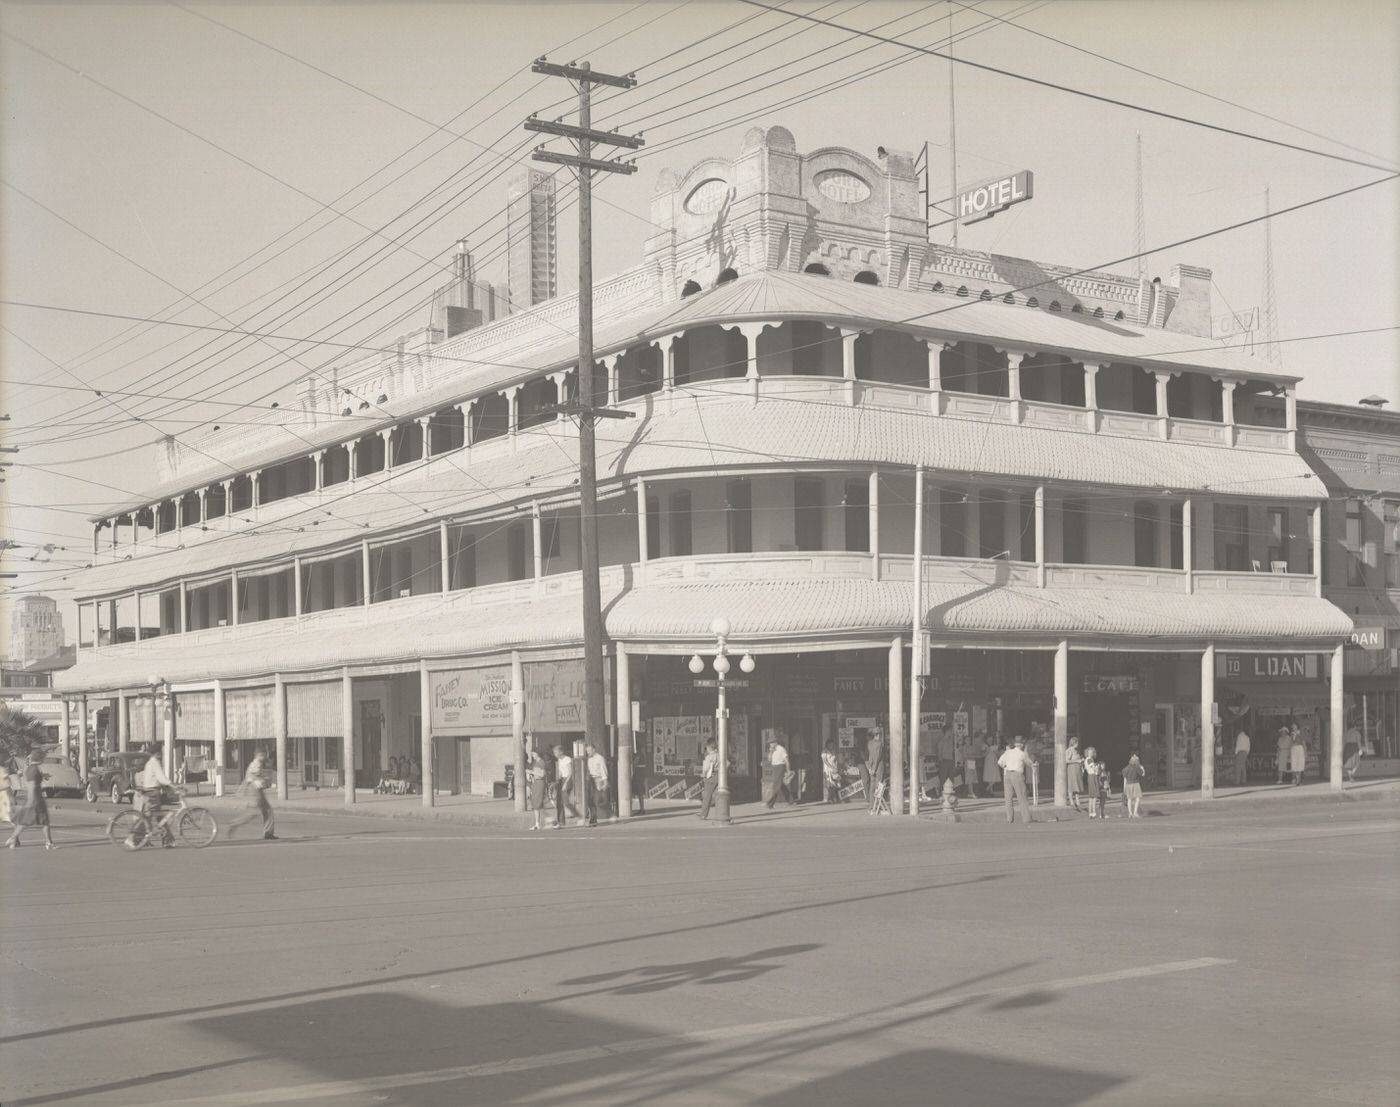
938, 777, 961, 822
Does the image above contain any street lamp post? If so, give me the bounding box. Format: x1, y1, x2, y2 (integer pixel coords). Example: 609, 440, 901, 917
689, 617, 755, 826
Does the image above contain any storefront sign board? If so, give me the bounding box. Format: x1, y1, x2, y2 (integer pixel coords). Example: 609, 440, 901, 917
1348, 626, 1385, 650
430, 665, 512, 735
1217, 653, 1319, 680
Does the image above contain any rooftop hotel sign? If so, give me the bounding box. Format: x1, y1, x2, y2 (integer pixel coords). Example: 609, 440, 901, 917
958, 170, 1033, 224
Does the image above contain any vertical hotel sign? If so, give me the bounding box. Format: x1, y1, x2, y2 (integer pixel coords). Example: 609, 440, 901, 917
430, 665, 513, 735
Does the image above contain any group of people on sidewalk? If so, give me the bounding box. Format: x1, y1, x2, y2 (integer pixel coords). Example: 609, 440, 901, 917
525, 741, 612, 830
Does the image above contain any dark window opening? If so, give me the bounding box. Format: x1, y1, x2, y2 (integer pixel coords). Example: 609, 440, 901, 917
979, 493, 1006, 559
726, 479, 752, 554
940, 488, 966, 558
1134, 501, 1158, 567
668, 491, 693, 557
1062, 498, 1088, 564
507, 522, 530, 581
471, 393, 509, 443
795, 478, 824, 551
844, 478, 869, 552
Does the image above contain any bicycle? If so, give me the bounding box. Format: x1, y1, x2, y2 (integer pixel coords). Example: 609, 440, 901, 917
106, 788, 218, 850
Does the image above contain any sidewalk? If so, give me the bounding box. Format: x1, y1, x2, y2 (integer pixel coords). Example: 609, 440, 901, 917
192, 775, 1400, 831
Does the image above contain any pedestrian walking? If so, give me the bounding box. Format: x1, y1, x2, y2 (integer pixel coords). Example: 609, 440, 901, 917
1122, 753, 1145, 818
964, 732, 985, 798
551, 745, 579, 829
631, 754, 646, 815
526, 750, 549, 830
1066, 736, 1085, 811
1275, 727, 1291, 784
821, 740, 843, 803
227, 748, 277, 840
584, 743, 610, 826
1084, 746, 1104, 818
1233, 727, 1251, 786
763, 740, 794, 808
1343, 723, 1363, 782
5, 748, 57, 850
996, 736, 1034, 824
698, 740, 719, 819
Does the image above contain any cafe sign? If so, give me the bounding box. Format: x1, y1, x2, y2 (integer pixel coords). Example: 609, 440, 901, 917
1217, 653, 1320, 681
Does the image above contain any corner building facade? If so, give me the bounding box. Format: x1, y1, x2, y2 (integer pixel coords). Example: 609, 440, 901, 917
59, 126, 1359, 812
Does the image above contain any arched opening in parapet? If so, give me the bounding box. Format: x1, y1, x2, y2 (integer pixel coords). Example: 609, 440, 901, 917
804, 263, 831, 276
853, 270, 880, 285
681, 280, 702, 297
716, 268, 738, 284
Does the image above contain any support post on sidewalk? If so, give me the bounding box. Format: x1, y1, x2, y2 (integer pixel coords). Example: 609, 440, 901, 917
420, 659, 435, 808
274, 674, 288, 802
1329, 644, 1344, 792
1053, 639, 1068, 807
617, 646, 632, 819
889, 635, 905, 814
512, 651, 526, 813
1200, 644, 1216, 799
78, 697, 89, 781
342, 666, 355, 805
908, 467, 924, 816
213, 680, 226, 798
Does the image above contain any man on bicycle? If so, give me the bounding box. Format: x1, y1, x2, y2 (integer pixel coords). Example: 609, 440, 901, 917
134, 742, 177, 847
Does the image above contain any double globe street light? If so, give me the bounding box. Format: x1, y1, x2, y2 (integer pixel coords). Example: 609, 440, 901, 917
688, 617, 755, 825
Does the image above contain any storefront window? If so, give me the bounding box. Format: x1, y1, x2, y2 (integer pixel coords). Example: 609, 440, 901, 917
1346, 499, 1365, 586
1384, 501, 1399, 587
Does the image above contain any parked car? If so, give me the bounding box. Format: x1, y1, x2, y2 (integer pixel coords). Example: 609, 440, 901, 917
84, 751, 150, 804
5, 751, 84, 799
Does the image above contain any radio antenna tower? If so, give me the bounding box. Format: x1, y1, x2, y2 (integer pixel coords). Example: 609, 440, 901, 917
1134, 131, 1146, 284
1261, 186, 1282, 365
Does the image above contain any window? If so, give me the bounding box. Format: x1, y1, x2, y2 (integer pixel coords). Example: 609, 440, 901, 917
668, 491, 692, 557
1344, 499, 1369, 587
238, 567, 295, 623
1267, 507, 1289, 571
448, 526, 476, 590
507, 522, 530, 581
1169, 504, 1184, 570
979, 492, 1005, 559
1385, 501, 1399, 587
1062, 498, 1088, 564
541, 514, 562, 571
1218, 505, 1249, 571
645, 496, 660, 560
1018, 494, 1037, 562
726, 479, 752, 554
794, 478, 824, 551
1134, 502, 1158, 568
843, 479, 869, 552
1305, 507, 1315, 575
299, 552, 362, 613
940, 488, 966, 558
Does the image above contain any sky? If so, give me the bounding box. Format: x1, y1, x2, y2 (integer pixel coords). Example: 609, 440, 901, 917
2, 0, 1397, 645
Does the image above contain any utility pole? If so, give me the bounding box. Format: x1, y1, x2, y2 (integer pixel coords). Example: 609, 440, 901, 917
526, 60, 642, 794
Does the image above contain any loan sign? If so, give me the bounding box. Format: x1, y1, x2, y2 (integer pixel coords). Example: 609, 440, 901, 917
958, 170, 1034, 224
1216, 653, 1320, 681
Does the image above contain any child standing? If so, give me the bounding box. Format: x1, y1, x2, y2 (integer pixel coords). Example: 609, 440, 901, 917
1084, 747, 1105, 819
1122, 753, 1145, 818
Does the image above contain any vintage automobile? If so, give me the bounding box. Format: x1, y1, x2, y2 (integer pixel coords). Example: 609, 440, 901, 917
5, 750, 85, 799
83, 751, 151, 804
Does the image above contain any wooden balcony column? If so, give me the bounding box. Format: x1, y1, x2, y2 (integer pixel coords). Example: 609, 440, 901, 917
1000, 349, 1027, 424
1219, 377, 1238, 446
548, 370, 572, 421
1086, 363, 1105, 432
1154, 371, 1173, 440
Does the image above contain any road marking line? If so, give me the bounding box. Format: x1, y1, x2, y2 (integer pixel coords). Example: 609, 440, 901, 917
118, 958, 1231, 1107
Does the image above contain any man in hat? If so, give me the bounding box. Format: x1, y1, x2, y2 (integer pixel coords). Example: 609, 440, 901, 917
996, 736, 1034, 824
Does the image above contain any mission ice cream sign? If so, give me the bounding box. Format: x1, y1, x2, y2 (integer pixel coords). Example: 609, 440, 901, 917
958, 170, 1034, 224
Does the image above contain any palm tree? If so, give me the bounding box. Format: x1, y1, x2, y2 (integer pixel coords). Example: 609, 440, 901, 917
0, 704, 49, 766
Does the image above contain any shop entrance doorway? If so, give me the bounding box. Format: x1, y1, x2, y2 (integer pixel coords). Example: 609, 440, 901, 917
1079, 693, 1132, 776
783, 715, 820, 803
357, 701, 382, 789
456, 738, 473, 794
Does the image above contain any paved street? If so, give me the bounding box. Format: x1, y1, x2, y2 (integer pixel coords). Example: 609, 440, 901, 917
2, 795, 1397, 1106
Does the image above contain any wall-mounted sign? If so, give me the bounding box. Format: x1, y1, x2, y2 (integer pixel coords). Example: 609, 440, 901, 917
958, 170, 1033, 224
1082, 675, 1139, 694
431, 665, 512, 735
1217, 653, 1320, 681
1348, 626, 1385, 650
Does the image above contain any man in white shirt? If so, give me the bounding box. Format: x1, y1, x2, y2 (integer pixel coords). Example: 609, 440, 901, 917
227, 750, 277, 840
1233, 728, 1251, 786
996, 736, 1034, 824
584, 743, 610, 826
764, 740, 794, 809
552, 745, 578, 829
135, 743, 175, 846
697, 740, 719, 820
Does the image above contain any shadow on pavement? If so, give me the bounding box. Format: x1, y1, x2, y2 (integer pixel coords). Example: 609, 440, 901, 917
559, 943, 821, 996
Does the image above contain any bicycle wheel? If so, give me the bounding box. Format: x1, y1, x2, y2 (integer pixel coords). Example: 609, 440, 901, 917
177, 807, 217, 848
107, 811, 147, 851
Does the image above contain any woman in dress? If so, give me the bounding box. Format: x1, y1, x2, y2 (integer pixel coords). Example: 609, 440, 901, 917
1289, 727, 1307, 785
821, 741, 842, 803
527, 750, 549, 830
1065, 736, 1086, 812
1083, 746, 1103, 819
5, 748, 56, 850
982, 736, 1001, 797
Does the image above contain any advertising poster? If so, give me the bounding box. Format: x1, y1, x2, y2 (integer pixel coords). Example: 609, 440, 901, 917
430, 665, 512, 735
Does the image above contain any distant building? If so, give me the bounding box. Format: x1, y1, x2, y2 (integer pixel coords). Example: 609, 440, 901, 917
506, 169, 558, 310
9, 594, 63, 666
